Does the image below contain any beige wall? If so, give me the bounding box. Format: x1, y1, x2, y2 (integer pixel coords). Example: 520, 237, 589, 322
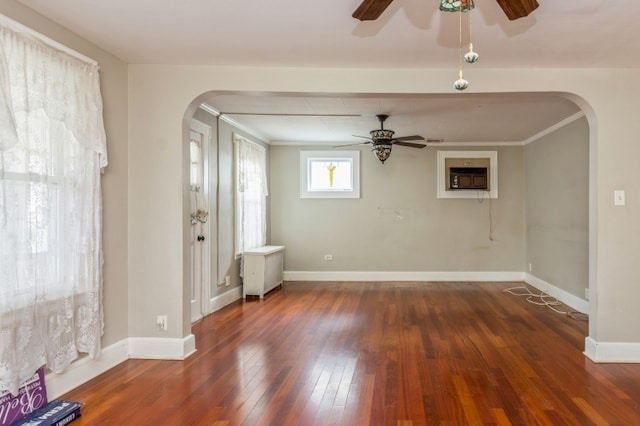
525, 116, 589, 299
0, 2, 129, 347
270, 145, 525, 272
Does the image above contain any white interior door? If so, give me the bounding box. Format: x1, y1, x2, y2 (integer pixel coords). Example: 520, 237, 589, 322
190, 119, 211, 323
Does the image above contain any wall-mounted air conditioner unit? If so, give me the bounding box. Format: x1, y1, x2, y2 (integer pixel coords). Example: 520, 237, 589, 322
437, 151, 498, 199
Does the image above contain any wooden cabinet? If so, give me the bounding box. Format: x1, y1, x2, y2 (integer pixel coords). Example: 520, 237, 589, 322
242, 245, 285, 299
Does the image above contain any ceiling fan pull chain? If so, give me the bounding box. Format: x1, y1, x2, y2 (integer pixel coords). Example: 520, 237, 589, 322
454, 7, 469, 90
464, 2, 479, 64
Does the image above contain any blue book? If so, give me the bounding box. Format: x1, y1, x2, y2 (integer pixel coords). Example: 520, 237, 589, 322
11, 400, 82, 426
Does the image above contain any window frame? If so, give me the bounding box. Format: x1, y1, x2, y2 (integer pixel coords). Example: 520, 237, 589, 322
300, 150, 360, 199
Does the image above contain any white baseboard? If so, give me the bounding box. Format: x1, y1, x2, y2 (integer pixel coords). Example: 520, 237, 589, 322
284, 270, 525, 282
129, 334, 196, 360
209, 286, 242, 313
524, 273, 589, 314
584, 337, 640, 363
45, 339, 129, 400
45, 334, 197, 399
283, 270, 589, 313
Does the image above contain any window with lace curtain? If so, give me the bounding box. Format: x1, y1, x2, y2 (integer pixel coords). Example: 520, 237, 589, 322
233, 134, 267, 257
0, 19, 107, 396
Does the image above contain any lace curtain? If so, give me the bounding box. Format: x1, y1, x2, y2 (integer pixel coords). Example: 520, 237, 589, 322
0, 24, 107, 395
234, 134, 267, 255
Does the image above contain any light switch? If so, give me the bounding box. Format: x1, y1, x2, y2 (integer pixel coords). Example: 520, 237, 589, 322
614, 190, 625, 206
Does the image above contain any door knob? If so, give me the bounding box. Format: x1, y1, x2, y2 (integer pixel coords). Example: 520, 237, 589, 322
197, 235, 205, 241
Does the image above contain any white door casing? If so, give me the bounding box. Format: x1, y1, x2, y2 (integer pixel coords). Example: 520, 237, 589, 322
190, 119, 211, 323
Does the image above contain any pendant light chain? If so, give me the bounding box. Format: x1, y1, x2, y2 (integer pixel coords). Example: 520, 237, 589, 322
450, 0, 478, 90
469, 3, 473, 54
454, 6, 469, 90
459, 8, 463, 73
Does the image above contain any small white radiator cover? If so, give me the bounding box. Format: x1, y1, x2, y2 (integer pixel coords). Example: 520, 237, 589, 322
242, 245, 285, 299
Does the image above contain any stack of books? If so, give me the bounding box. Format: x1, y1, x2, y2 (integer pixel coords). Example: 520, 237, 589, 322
11, 400, 82, 426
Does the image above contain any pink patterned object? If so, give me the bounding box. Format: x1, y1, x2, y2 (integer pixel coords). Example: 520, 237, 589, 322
0, 368, 48, 426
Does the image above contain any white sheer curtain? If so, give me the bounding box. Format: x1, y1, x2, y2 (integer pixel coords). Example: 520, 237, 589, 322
234, 134, 267, 255
0, 23, 107, 395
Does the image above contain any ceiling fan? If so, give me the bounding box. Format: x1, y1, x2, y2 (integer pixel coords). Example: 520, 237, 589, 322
334, 114, 428, 163
352, 0, 539, 21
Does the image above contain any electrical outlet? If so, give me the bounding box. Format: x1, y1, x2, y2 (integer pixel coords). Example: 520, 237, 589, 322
156, 315, 168, 331
324, 254, 333, 261
528, 263, 532, 272
225, 275, 231, 287
585, 288, 590, 301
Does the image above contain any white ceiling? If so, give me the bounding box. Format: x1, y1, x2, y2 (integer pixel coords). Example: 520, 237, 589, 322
15, 0, 634, 144
16, 0, 640, 68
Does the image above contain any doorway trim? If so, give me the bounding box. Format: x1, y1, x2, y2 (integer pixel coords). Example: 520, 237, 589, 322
190, 118, 211, 323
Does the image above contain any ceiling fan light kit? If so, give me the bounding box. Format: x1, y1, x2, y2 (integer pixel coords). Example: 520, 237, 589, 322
439, 0, 475, 13
372, 143, 393, 163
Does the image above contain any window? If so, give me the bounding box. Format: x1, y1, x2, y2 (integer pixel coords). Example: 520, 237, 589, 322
0, 19, 107, 395
190, 131, 203, 191
2, 117, 66, 302
234, 134, 268, 256
300, 151, 360, 198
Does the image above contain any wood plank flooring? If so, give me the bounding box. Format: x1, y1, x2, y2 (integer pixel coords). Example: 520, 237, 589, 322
62, 282, 640, 425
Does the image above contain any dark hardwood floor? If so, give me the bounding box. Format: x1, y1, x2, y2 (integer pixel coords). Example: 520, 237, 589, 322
62, 282, 640, 425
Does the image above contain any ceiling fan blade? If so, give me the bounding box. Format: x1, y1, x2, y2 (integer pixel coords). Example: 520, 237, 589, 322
392, 135, 425, 142
393, 141, 427, 149
495, 0, 539, 20
332, 141, 371, 148
221, 112, 361, 117
352, 0, 395, 21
